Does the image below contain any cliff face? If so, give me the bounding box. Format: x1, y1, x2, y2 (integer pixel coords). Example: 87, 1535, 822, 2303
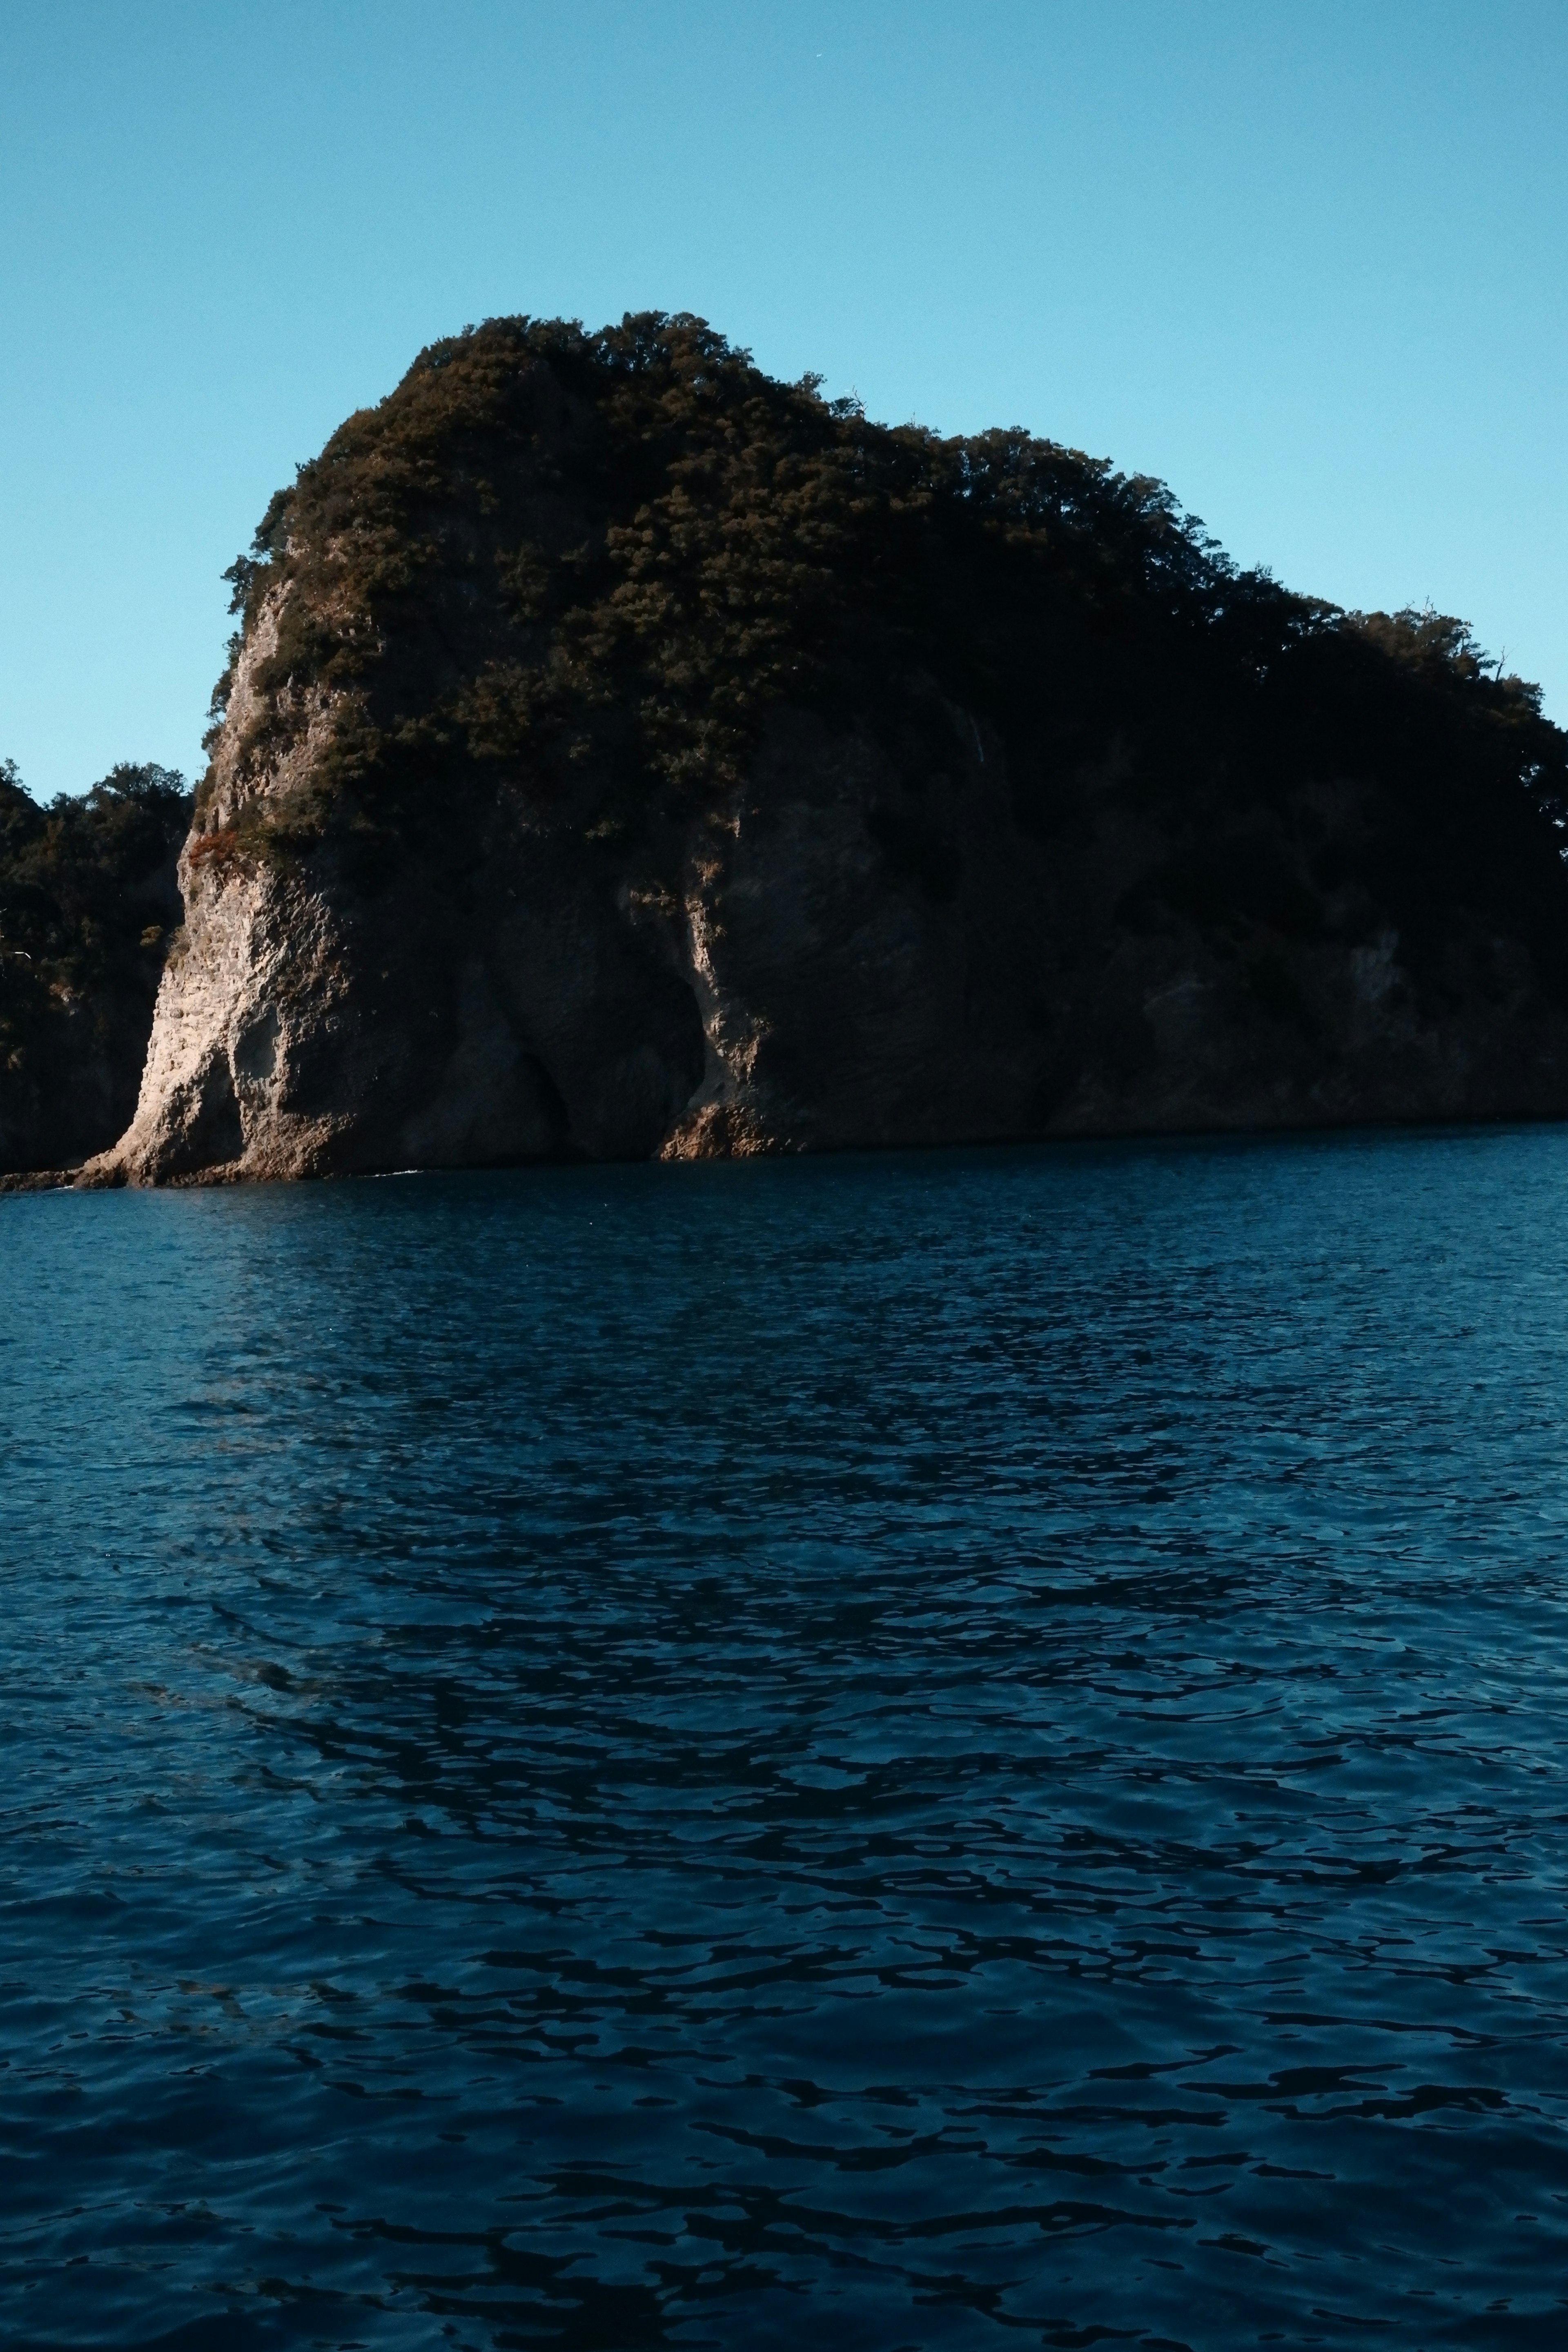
92, 316, 1568, 1183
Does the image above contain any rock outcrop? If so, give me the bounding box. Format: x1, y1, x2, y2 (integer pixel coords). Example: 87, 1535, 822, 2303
87, 315, 1568, 1183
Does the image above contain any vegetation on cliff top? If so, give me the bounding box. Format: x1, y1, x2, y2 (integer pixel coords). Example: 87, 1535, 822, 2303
209, 313, 1568, 906
0, 762, 191, 1167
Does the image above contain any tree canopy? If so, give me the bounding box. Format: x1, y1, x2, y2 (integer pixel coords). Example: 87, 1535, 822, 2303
0, 762, 192, 1166
209, 312, 1566, 886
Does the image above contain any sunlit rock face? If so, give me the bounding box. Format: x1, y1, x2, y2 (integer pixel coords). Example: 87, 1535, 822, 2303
90, 314, 1568, 1184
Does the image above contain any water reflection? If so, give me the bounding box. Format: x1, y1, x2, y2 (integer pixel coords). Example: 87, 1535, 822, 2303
2, 1135, 1568, 2344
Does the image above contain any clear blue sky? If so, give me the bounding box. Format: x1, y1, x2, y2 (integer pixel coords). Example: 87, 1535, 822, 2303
2, 0, 1564, 800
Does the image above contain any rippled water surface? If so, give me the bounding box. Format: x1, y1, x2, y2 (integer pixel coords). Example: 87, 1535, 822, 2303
6, 1134, 1568, 2348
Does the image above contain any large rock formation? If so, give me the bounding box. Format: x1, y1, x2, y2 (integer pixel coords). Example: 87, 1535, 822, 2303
89, 315, 1568, 1183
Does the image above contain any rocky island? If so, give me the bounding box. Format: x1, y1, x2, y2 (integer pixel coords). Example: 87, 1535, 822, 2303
10, 313, 1568, 1183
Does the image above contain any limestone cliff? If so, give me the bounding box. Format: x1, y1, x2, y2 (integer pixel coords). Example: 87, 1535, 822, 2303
89, 315, 1568, 1183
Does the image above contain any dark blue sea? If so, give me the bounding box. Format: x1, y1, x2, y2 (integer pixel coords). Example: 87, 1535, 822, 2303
5, 1132, 1568, 2350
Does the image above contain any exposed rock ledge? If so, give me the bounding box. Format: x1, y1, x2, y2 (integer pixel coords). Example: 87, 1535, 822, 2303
80, 314, 1568, 1184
